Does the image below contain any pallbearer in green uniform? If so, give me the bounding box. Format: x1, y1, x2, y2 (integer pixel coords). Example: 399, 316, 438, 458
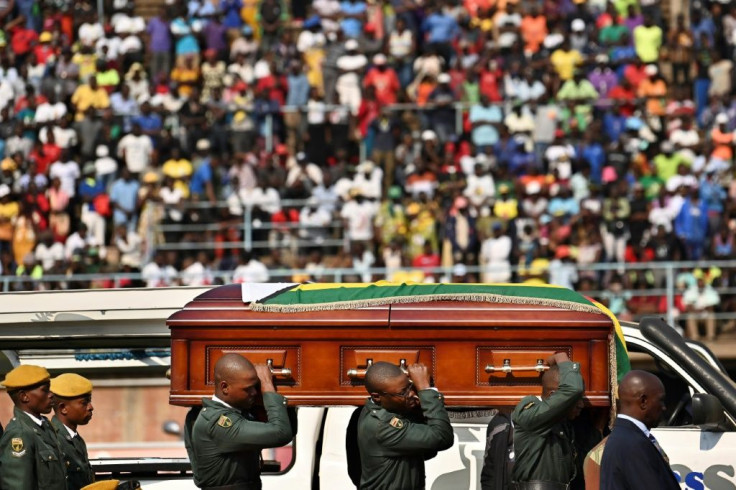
185, 353, 295, 490
50, 373, 95, 490
357, 362, 454, 490
511, 352, 585, 490
0, 364, 67, 490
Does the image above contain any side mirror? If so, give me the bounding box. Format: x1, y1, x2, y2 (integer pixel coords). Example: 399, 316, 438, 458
692, 393, 726, 430
162, 420, 182, 436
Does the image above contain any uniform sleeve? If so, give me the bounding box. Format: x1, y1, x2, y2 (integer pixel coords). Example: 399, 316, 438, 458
375, 389, 454, 457
513, 362, 584, 434
212, 393, 293, 453
0, 427, 35, 490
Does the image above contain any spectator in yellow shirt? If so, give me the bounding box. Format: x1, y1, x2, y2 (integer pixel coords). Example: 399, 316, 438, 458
162, 146, 194, 198
633, 14, 662, 63
0, 184, 19, 249
550, 39, 583, 81
71, 77, 110, 120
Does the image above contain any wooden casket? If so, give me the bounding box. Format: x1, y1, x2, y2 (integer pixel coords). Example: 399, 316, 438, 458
168, 283, 621, 408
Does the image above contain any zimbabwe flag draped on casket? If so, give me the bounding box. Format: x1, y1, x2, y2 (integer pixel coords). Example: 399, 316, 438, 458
250, 282, 631, 382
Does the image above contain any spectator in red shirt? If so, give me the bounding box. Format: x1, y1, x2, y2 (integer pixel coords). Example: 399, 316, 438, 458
412, 242, 441, 280
33, 31, 57, 65
607, 78, 637, 116
363, 54, 400, 106
478, 59, 503, 102
10, 23, 38, 62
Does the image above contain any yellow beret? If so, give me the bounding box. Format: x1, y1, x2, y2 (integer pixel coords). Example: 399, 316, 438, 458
2, 365, 50, 390
81, 481, 120, 490
50, 373, 93, 398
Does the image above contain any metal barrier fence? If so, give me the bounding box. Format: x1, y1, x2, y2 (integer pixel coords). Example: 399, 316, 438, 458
3, 260, 736, 335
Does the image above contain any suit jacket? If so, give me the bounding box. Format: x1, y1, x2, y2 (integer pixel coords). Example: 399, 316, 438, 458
600, 418, 679, 490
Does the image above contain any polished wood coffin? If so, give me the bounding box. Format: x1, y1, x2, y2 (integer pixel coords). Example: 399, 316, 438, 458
168, 285, 613, 408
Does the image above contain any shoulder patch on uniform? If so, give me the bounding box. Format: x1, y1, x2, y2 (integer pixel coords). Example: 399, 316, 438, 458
389, 417, 404, 429
217, 415, 232, 428
521, 402, 535, 411
10, 438, 25, 457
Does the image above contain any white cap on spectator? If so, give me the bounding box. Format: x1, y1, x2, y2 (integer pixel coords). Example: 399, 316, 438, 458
95, 145, 109, 157
358, 160, 375, 173
196, 139, 211, 151
543, 33, 564, 49
0, 184, 9, 198
115, 18, 132, 34
373, 53, 387, 65
571, 19, 586, 31
526, 181, 541, 195
595, 54, 609, 63
716, 113, 729, 124
645, 64, 658, 76
661, 141, 674, 153
345, 39, 359, 51
421, 130, 437, 141
437, 73, 451, 84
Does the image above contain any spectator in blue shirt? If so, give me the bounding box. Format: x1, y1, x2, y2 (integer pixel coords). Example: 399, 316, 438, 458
581, 133, 605, 185
131, 102, 162, 142
421, 5, 459, 65
190, 153, 222, 204
469, 95, 503, 150
700, 170, 727, 231
110, 168, 140, 231
690, 9, 715, 48
675, 187, 709, 260
340, 0, 367, 38
285, 61, 310, 152
146, 8, 173, 80
221, 0, 244, 30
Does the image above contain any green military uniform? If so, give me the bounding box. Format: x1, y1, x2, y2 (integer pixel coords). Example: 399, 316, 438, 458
50, 416, 94, 490
185, 393, 294, 489
0, 407, 67, 490
357, 389, 454, 490
511, 361, 584, 487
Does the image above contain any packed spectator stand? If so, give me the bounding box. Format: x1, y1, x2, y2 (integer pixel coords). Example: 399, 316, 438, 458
0, 0, 733, 340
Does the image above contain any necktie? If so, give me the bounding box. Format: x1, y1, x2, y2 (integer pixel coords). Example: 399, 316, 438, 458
648, 433, 670, 464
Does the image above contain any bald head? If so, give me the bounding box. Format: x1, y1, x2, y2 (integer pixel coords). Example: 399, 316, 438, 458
365, 361, 405, 394
214, 353, 255, 385
617, 370, 667, 429
213, 353, 260, 409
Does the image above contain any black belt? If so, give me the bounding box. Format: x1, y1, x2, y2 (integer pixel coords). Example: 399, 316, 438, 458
512, 482, 570, 490
202, 483, 260, 490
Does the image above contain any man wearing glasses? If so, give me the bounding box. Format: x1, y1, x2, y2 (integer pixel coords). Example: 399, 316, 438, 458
357, 361, 454, 490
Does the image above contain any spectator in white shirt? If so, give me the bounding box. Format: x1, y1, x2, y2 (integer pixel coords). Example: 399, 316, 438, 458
232, 251, 270, 283
49, 151, 81, 198
683, 277, 721, 341
464, 163, 495, 208
34, 233, 64, 271
141, 252, 179, 287
114, 224, 143, 269
299, 198, 332, 244
352, 160, 383, 200
117, 123, 153, 174
65, 223, 99, 259
480, 223, 512, 282
340, 190, 378, 243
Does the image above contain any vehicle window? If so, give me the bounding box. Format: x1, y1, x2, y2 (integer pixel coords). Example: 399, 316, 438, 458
627, 344, 694, 427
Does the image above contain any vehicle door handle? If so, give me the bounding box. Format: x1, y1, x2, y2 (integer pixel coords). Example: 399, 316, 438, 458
267, 358, 292, 378
485, 359, 549, 374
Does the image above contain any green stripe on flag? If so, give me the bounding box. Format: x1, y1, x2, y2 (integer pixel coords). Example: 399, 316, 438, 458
250, 283, 602, 314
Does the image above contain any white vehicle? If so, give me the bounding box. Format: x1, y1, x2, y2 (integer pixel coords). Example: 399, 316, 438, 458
0, 289, 733, 489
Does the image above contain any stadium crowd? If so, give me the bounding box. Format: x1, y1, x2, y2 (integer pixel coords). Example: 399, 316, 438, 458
0, 0, 733, 338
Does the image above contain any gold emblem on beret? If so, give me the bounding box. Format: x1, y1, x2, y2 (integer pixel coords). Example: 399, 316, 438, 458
389, 417, 404, 429
217, 415, 232, 428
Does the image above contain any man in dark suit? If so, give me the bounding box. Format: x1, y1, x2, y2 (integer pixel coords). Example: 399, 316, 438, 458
600, 370, 680, 489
